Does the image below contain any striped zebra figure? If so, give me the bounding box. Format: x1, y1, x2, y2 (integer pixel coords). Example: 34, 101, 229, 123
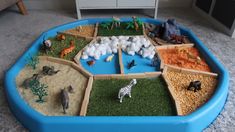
118, 79, 137, 103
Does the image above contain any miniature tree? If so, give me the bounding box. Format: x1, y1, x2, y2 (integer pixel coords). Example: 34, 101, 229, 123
29, 79, 48, 103
135, 17, 143, 27
26, 54, 39, 70
100, 22, 111, 30
126, 22, 135, 30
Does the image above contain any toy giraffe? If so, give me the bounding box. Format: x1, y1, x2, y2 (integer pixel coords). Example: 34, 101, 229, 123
118, 79, 137, 103
60, 40, 75, 58
132, 16, 139, 31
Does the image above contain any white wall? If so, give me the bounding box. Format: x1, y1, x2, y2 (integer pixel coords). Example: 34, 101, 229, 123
21, 0, 193, 10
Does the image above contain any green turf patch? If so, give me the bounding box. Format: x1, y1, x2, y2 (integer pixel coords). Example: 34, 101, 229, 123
97, 22, 143, 36
87, 77, 177, 116
38, 35, 90, 61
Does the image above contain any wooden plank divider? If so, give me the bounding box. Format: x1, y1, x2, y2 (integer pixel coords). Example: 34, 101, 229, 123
79, 77, 93, 116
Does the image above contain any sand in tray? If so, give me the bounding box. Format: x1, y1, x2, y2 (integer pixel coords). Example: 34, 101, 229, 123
16, 59, 88, 116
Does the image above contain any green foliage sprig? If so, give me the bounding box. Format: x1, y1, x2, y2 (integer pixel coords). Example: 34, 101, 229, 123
26, 54, 39, 70
29, 79, 48, 103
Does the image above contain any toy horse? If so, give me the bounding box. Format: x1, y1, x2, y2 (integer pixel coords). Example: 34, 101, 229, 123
118, 79, 137, 103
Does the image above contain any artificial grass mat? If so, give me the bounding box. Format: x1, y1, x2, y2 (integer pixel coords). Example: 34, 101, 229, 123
38, 35, 90, 61
97, 22, 143, 36
87, 77, 177, 116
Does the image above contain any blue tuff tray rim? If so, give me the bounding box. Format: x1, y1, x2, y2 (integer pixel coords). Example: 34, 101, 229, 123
4, 18, 229, 132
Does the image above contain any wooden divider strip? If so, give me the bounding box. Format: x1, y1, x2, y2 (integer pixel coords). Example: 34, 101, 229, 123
155, 43, 194, 50
94, 72, 161, 80
118, 46, 124, 74
79, 77, 93, 116
165, 65, 218, 77
93, 23, 99, 37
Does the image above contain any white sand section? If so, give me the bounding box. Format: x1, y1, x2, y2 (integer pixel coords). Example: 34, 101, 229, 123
16, 59, 88, 116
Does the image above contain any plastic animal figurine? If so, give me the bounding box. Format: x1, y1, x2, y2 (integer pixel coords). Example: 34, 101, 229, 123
132, 16, 139, 31
127, 60, 136, 69
76, 26, 82, 32
67, 85, 75, 94
111, 16, 121, 30
118, 79, 137, 103
42, 66, 60, 76
105, 54, 114, 62
87, 60, 95, 66
60, 40, 75, 58
22, 74, 43, 89
56, 34, 66, 41
169, 34, 186, 44
41, 40, 52, 53
61, 88, 69, 114
151, 54, 160, 67
187, 80, 201, 92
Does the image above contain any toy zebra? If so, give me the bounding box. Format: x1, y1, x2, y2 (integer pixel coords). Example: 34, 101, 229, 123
118, 79, 137, 103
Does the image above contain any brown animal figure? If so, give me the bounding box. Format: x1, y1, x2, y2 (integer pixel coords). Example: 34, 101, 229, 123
67, 85, 75, 94
56, 34, 66, 41
60, 40, 76, 58
87, 60, 95, 66
42, 66, 60, 76
22, 74, 43, 89
76, 26, 83, 32
132, 16, 139, 31
170, 34, 186, 44
61, 88, 69, 114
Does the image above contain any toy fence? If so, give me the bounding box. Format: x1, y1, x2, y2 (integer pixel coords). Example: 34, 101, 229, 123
161, 65, 218, 116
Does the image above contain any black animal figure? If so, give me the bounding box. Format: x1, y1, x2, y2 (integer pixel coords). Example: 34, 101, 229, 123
22, 74, 43, 89
42, 66, 60, 76
41, 40, 52, 53
127, 60, 137, 69
187, 81, 201, 92
61, 88, 69, 114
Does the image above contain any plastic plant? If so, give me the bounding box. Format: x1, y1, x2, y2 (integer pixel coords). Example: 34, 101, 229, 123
135, 17, 143, 27
126, 22, 135, 30
29, 79, 48, 103
100, 22, 111, 30
26, 54, 39, 70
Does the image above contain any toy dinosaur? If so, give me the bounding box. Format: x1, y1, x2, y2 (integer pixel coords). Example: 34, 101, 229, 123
42, 66, 60, 76
127, 59, 137, 69
105, 54, 114, 62
60, 40, 76, 58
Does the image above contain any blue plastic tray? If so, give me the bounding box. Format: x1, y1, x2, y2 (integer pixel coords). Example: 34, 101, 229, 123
4, 18, 229, 132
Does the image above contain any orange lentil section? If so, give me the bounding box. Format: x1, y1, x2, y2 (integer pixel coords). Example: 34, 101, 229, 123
158, 47, 211, 72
